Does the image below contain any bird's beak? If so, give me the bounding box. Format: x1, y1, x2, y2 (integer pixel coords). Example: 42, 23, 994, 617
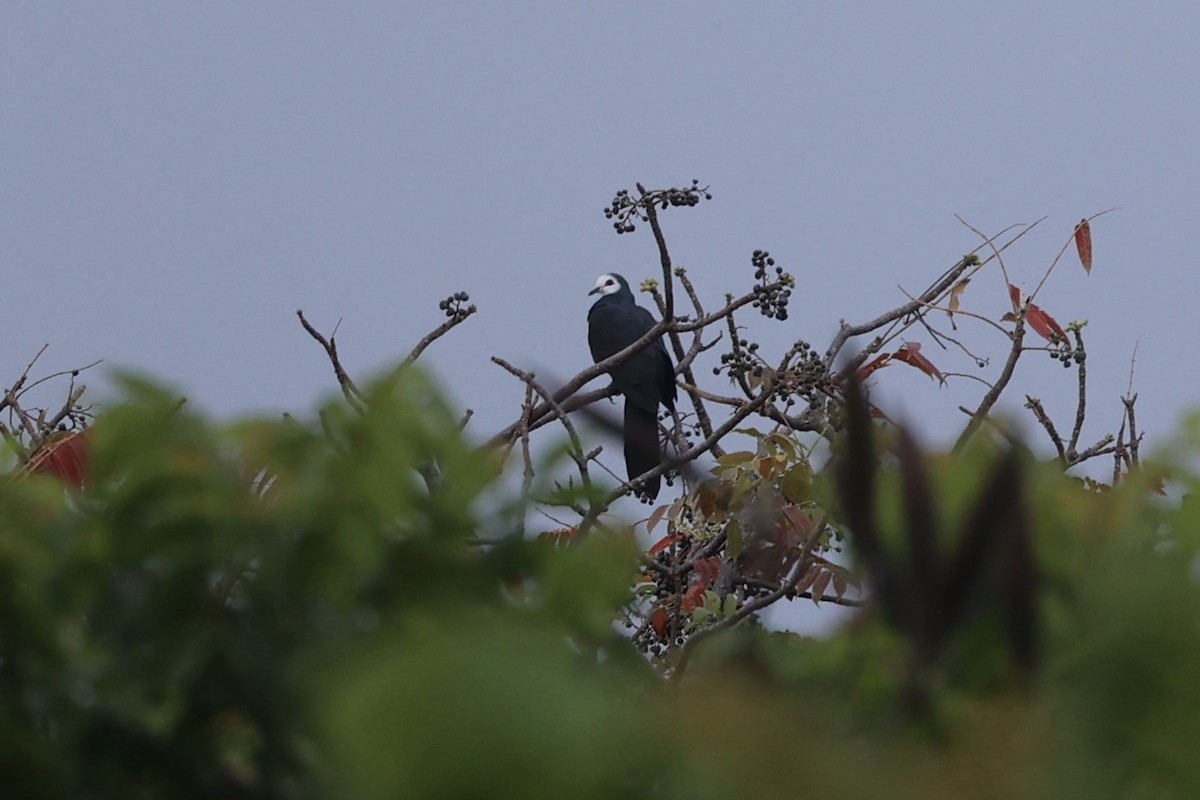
588, 286, 601, 296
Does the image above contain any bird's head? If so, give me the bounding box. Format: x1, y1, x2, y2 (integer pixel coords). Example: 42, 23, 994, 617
588, 273, 630, 297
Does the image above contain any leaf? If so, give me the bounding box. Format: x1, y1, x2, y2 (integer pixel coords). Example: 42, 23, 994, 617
855, 352, 892, 382
758, 456, 778, 480
947, 278, 970, 316
794, 564, 820, 595
693, 556, 722, 588
868, 403, 894, 423
715, 451, 755, 469
893, 342, 945, 385
1008, 283, 1021, 310
648, 531, 683, 556
726, 518, 744, 560
27, 430, 89, 489
831, 570, 847, 599
538, 527, 577, 545
682, 583, 707, 612
1074, 219, 1093, 273
646, 502, 670, 534
780, 463, 813, 504
733, 426, 766, 439
781, 506, 815, 540
1026, 303, 1068, 342
650, 607, 669, 637
810, 569, 833, 605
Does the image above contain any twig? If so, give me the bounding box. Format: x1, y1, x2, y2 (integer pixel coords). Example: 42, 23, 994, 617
1067, 329, 1087, 457
1025, 397, 1066, 462
296, 310, 364, 411
954, 320, 1025, 453
403, 306, 478, 366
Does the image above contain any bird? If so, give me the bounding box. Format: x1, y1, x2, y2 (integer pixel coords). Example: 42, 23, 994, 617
587, 273, 677, 500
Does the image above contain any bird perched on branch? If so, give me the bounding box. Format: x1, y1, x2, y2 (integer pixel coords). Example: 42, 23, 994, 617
587, 273, 677, 500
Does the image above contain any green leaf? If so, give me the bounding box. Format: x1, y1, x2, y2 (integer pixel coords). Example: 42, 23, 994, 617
781, 463, 813, 504
726, 518, 744, 561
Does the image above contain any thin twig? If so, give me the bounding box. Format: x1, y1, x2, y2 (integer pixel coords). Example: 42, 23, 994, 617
296, 310, 364, 411
404, 307, 478, 366
954, 320, 1025, 453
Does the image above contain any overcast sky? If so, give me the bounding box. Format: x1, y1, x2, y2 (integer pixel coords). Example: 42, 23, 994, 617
3, 4, 1192, 476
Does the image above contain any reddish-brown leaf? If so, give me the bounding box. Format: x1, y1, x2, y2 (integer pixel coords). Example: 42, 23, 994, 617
810, 568, 833, 605
694, 556, 722, 588
1074, 219, 1093, 274
28, 430, 89, 489
682, 583, 707, 612
868, 403, 893, 423
1026, 303, 1068, 342
794, 564, 820, 595
831, 570, 847, 599
1008, 283, 1021, 310
650, 607, 669, 637
855, 352, 892, 382
538, 527, 577, 544
893, 342, 945, 385
648, 531, 683, 556
758, 456, 778, 480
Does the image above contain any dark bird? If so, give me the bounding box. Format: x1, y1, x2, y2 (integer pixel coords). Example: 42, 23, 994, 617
587, 273, 677, 500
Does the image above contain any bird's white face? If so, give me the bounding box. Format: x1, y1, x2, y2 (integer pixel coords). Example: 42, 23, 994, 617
592, 273, 620, 296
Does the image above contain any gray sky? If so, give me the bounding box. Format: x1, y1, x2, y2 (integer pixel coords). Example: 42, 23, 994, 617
3, 4, 1191, 466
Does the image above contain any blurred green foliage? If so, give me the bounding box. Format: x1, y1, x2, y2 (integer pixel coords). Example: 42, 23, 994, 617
2, 371, 1199, 798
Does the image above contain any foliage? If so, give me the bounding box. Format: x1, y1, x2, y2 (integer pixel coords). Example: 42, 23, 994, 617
0, 366, 1198, 798
0, 184, 1171, 797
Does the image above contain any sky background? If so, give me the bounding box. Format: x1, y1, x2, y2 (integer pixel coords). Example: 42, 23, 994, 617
3, 4, 1193, 624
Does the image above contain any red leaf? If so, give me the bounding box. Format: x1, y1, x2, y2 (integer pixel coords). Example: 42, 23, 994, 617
893, 342, 945, 385
650, 607, 669, 637
693, 556, 722, 588
855, 352, 892, 382
1008, 283, 1021, 310
28, 430, 89, 489
1074, 219, 1093, 274
648, 531, 683, 556
1026, 303, 1067, 342
682, 583, 707, 612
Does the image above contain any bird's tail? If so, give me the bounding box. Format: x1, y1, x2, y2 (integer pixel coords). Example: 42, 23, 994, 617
624, 402, 663, 501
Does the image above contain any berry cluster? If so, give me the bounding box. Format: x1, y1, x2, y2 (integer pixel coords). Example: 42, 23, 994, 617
714, 336, 764, 384
750, 250, 793, 320
778, 340, 828, 407
437, 291, 476, 321
602, 180, 712, 235
1049, 339, 1085, 368
603, 189, 639, 234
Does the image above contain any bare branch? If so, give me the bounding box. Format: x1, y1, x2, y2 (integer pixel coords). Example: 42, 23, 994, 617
404, 303, 478, 366
296, 310, 364, 411
954, 320, 1025, 453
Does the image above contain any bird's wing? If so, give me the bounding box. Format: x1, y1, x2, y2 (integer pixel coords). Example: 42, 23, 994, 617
588, 302, 668, 414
